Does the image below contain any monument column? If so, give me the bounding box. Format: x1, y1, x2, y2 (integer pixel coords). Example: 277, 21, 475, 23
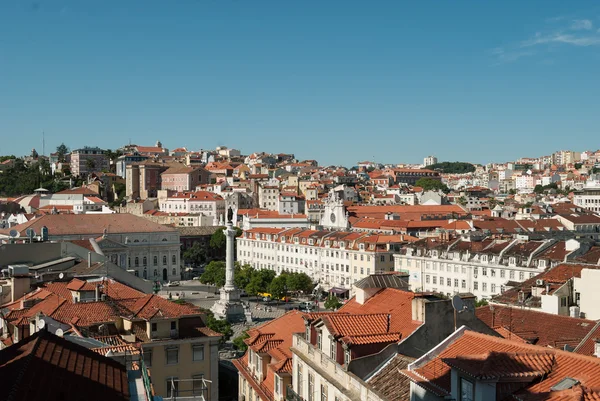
210, 206, 245, 321
224, 221, 236, 290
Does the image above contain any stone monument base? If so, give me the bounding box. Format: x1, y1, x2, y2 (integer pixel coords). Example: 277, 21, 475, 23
210, 288, 246, 322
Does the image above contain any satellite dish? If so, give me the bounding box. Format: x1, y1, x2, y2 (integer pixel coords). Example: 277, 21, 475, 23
55, 328, 64, 337
9, 229, 19, 238
38, 319, 46, 330
59, 273, 64, 279
451, 295, 465, 311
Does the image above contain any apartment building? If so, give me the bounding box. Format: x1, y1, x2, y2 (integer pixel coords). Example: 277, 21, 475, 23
161, 165, 211, 192
574, 180, 600, 213
236, 228, 404, 291
160, 190, 226, 224
126, 161, 171, 199
278, 192, 305, 215
289, 276, 495, 401
0, 213, 182, 282
259, 185, 280, 210
233, 310, 306, 401
70, 146, 110, 176
0, 277, 221, 400
394, 236, 590, 299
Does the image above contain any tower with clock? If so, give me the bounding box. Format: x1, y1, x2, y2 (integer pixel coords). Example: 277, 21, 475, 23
320, 191, 349, 230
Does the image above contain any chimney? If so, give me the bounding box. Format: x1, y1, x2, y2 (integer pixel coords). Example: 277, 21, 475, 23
95, 284, 99, 302
88, 252, 92, 267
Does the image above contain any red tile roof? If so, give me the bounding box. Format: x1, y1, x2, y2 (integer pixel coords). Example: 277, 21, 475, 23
476, 305, 596, 350
404, 330, 600, 400
0, 330, 129, 401
0, 213, 177, 237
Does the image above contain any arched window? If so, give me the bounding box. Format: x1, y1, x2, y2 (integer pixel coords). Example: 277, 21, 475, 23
162, 238, 168, 242
172, 255, 176, 264
163, 255, 167, 265
135, 257, 139, 267
153, 256, 158, 266
143, 257, 147, 266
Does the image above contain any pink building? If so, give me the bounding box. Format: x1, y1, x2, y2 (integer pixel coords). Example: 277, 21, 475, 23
160, 166, 210, 192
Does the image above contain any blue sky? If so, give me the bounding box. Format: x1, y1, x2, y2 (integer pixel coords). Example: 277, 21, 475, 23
1, 0, 599, 166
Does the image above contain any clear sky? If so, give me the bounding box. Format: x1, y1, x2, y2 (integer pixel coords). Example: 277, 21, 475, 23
1, 0, 599, 166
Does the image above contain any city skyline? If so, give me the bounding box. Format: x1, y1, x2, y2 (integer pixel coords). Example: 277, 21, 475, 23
1, 1, 600, 165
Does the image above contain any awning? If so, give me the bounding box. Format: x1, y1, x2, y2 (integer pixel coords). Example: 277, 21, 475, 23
329, 287, 349, 295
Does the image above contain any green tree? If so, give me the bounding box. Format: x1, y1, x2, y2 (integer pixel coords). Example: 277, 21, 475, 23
533, 184, 544, 194
0, 155, 16, 163
324, 295, 342, 311
269, 275, 288, 302
203, 310, 233, 346
455, 196, 467, 206
414, 178, 449, 193
232, 330, 250, 351
475, 298, 489, 307
509, 189, 517, 195
286, 272, 314, 294
56, 143, 69, 162
234, 264, 255, 290
183, 243, 208, 267
425, 162, 476, 174
245, 269, 276, 299
210, 226, 243, 256
488, 197, 497, 209
199, 261, 226, 287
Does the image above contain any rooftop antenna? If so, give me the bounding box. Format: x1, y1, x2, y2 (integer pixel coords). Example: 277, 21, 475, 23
451, 295, 467, 331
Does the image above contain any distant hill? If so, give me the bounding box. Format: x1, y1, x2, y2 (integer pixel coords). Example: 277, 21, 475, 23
425, 162, 476, 174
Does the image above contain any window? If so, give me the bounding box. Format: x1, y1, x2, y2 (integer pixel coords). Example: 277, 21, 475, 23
166, 346, 179, 365
166, 377, 179, 398
440, 276, 444, 286
491, 284, 496, 293
482, 282, 487, 292
193, 344, 205, 361
275, 375, 281, 394
482, 268, 487, 276
143, 348, 152, 367
426, 275, 430, 284
330, 339, 336, 360
433, 276, 437, 284
454, 279, 458, 287
500, 269, 505, 278
510, 270, 515, 279
447, 278, 451, 286
473, 267, 478, 275
461, 279, 466, 289
308, 374, 314, 401
192, 374, 206, 395
143, 256, 147, 266
321, 384, 328, 401
491, 269, 496, 277
297, 364, 303, 397
153, 256, 158, 266
380, 255, 385, 262
171, 321, 177, 330
151, 323, 157, 332
317, 331, 322, 350
474, 281, 478, 290
163, 255, 167, 265
519, 271, 524, 280
561, 297, 567, 307
460, 378, 474, 401
172, 255, 176, 264
344, 349, 351, 365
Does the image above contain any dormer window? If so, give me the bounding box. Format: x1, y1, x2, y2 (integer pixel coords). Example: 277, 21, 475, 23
340, 241, 345, 248
432, 251, 438, 257
360, 244, 365, 250
509, 257, 516, 265
482, 255, 487, 262
325, 240, 330, 246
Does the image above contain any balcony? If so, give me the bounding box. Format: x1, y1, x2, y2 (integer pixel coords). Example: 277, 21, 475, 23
286, 385, 304, 401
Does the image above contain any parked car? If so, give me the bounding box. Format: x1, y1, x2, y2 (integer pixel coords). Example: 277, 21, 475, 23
262, 296, 272, 302
164, 281, 180, 287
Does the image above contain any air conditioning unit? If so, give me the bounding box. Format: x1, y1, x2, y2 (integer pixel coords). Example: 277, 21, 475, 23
536, 279, 545, 286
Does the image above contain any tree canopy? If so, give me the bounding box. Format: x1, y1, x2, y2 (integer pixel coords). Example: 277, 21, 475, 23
0, 157, 68, 196
268, 275, 288, 301
56, 143, 69, 162
210, 226, 243, 255
199, 261, 227, 287
414, 178, 450, 193
324, 295, 342, 310
183, 243, 208, 267
425, 162, 476, 174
